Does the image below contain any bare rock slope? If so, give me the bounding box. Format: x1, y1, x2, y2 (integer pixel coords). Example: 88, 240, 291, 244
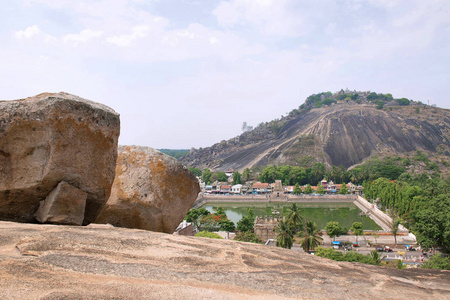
96, 145, 200, 233
0, 92, 120, 224
182, 104, 449, 170
0, 221, 449, 299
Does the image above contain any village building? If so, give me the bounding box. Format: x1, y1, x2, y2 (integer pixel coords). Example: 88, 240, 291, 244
252, 182, 270, 194
347, 182, 364, 195
220, 185, 231, 194
225, 169, 234, 177
204, 185, 213, 193
284, 186, 294, 194
231, 184, 243, 194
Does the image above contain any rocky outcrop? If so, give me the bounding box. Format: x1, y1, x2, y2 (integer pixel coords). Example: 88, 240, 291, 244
0, 221, 449, 299
181, 104, 450, 170
95, 145, 200, 233
0, 92, 120, 224
34, 181, 87, 226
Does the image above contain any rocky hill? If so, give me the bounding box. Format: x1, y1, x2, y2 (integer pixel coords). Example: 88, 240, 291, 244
1, 221, 449, 299
181, 91, 450, 171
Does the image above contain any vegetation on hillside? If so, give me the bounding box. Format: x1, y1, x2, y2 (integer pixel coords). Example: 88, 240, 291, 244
296, 89, 414, 112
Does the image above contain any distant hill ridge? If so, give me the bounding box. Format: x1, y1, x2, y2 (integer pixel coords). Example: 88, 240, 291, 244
181, 90, 450, 171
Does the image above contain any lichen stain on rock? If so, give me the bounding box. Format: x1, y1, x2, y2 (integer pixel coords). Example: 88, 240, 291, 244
96, 145, 200, 233
0, 92, 120, 224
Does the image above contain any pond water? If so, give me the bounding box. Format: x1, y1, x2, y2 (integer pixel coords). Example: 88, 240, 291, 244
203, 202, 381, 230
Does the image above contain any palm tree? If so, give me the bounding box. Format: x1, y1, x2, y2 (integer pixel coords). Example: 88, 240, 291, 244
286, 203, 303, 233
275, 219, 294, 249
299, 221, 323, 253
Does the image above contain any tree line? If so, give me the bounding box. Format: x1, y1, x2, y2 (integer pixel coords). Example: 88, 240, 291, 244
190, 154, 410, 186
363, 175, 450, 252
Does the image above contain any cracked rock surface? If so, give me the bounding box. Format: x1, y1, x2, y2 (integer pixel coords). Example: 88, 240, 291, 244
0, 221, 449, 299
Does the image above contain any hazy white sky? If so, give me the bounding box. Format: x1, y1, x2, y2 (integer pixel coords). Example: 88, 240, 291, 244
2, 0, 449, 148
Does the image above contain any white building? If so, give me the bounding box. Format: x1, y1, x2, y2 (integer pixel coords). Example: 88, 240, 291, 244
231, 184, 243, 194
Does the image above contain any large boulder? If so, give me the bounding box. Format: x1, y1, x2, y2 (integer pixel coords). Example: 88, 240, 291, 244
0, 92, 120, 224
96, 145, 200, 233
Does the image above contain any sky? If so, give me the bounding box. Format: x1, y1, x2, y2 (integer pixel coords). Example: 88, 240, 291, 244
1, 0, 449, 149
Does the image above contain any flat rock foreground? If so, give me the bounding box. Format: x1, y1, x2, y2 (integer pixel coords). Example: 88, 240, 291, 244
0, 222, 448, 300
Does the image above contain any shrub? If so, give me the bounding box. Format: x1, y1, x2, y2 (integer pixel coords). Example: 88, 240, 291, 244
421, 255, 450, 270
315, 247, 381, 265
234, 231, 263, 243
195, 231, 223, 239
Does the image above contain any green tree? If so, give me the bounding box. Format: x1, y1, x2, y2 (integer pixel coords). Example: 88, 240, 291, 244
363, 176, 449, 251
232, 171, 242, 185
304, 184, 313, 194
367, 92, 379, 101
376, 100, 385, 109
299, 221, 323, 252
338, 183, 349, 194
325, 221, 342, 241
315, 247, 380, 265
391, 215, 401, 246
242, 168, 252, 182
420, 255, 450, 270
413, 196, 449, 251
202, 169, 212, 184
370, 250, 382, 265
184, 208, 210, 229
350, 222, 364, 242
260, 165, 278, 183
234, 231, 263, 243
396, 98, 410, 106
217, 171, 228, 182
213, 207, 235, 232
293, 183, 302, 195
316, 183, 325, 194
315, 246, 345, 261
213, 206, 226, 217
290, 166, 307, 185
237, 208, 255, 232
220, 219, 236, 232
188, 167, 202, 177
330, 166, 340, 182
275, 219, 294, 249
286, 203, 303, 233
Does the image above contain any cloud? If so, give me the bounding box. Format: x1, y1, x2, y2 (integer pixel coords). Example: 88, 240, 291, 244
63, 29, 103, 45
106, 26, 150, 47
4, 0, 450, 149
15, 25, 41, 39
14, 24, 57, 43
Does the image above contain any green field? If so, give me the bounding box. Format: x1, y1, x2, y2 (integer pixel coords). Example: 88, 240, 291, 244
203, 202, 381, 230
